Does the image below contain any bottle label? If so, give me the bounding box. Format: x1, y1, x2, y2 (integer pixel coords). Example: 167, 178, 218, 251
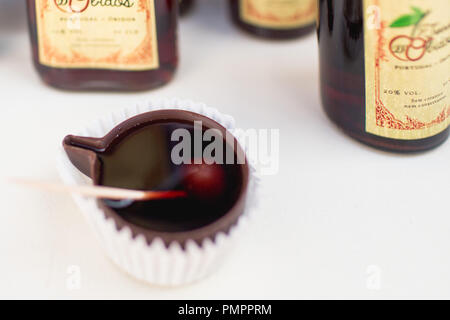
239, 0, 317, 29
35, 0, 159, 71
364, 0, 450, 140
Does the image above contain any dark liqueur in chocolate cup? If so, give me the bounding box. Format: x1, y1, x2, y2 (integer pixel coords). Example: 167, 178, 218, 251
63, 110, 250, 248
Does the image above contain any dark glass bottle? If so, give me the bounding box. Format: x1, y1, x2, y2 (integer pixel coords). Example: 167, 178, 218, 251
26, 0, 178, 91
229, 0, 317, 39
318, 0, 449, 152
179, 0, 194, 16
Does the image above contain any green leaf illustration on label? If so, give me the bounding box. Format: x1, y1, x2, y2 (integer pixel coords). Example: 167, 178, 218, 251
390, 6, 425, 27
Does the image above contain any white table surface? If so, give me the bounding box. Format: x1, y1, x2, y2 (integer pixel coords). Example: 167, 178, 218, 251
0, 0, 449, 300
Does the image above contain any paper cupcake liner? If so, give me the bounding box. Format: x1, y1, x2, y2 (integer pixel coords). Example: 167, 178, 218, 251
57, 98, 259, 286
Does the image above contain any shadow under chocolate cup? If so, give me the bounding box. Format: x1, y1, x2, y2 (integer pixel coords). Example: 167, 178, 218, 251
63, 109, 250, 249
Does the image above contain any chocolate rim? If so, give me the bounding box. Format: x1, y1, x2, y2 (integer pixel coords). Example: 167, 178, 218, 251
63, 109, 250, 249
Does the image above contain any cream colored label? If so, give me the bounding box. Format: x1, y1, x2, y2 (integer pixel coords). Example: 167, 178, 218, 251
35, 0, 159, 70
240, 0, 317, 29
364, 0, 450, 140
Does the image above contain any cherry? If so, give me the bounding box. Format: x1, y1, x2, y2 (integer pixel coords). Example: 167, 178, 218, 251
182, 161, 226, 202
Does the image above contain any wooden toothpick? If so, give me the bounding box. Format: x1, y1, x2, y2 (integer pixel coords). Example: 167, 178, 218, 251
9, 177, 187, 201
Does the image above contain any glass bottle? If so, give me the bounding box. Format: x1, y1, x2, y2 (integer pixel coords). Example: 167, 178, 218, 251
229, 0, 317, 39
318, 0, 449, 152
179, 0, 194, 16
26, 0, 178, 91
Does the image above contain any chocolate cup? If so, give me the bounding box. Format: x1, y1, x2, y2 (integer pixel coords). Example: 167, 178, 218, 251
63, 110, 250, 248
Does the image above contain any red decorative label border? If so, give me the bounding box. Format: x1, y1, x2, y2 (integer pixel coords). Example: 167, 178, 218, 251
373, 21, 450, 131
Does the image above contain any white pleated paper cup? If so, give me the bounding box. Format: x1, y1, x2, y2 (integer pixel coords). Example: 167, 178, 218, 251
57, 98, 258, 286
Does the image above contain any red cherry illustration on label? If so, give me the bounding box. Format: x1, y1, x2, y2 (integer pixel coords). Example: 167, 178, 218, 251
54, 0, 90, 14
389, 35, 429, 62
406, 36, 430, 61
